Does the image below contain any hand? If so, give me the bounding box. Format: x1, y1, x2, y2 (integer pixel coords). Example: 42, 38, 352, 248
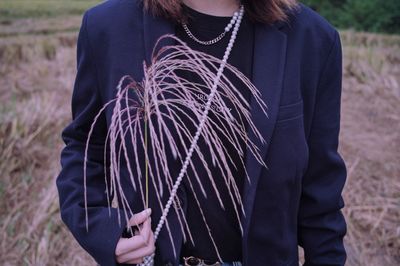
115, 208, 155, 265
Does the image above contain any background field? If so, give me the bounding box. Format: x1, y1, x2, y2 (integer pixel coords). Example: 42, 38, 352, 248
0, 1, 399, 265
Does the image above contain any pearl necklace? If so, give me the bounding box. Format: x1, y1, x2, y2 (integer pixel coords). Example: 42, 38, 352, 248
182, 7, 241, 45
141, 5, 245, 266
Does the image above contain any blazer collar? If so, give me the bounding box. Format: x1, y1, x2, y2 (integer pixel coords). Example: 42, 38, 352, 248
142, 7, 287, 240
240, 22, 287, 255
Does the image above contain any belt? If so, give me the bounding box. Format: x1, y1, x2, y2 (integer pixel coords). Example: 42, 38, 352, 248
181, 256, 242, 266
182, 256, 221, 266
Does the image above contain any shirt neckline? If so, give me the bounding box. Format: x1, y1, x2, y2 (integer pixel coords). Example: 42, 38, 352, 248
182, 4, 236, 32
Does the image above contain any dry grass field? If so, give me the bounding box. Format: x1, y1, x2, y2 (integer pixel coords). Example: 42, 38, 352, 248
0, 2, 399, 266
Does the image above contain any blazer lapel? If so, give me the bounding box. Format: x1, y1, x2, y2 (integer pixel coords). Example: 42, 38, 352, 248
143, 11, 176, 66
143, 12, 183, 263
241, 22, 287, 242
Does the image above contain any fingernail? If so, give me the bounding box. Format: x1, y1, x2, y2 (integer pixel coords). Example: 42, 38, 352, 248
146, 208, 152, 215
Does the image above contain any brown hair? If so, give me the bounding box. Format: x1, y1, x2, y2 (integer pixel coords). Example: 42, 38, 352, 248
143, 0, 299, 25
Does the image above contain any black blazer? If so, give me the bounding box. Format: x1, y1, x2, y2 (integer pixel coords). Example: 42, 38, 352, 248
56, 1, 347, 265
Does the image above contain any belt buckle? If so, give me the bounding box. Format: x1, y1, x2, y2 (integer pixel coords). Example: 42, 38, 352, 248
183, 256, 222, 266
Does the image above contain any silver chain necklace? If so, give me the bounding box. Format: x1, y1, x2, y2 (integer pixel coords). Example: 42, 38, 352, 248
182, 5, 243, 46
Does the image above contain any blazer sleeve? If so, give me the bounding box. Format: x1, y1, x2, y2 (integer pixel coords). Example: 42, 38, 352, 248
298, 30, 347, 266
55, 10, 127, 266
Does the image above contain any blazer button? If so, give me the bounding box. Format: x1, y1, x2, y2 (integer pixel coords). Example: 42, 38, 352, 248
164, 262, 173, 266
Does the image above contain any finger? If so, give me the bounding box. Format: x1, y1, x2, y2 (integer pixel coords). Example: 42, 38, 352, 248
115, 235, 147, 257
128, 208, 151, 227
126, 258, 144, 264
138, 217, 152, 245
117, 234, 155, 263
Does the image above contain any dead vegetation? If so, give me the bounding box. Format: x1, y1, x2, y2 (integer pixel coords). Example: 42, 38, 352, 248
0, 16, 399, 266
339, 31, 400, 266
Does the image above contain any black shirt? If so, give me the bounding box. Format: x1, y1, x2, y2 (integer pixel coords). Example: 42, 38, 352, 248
174, 4, 255, 262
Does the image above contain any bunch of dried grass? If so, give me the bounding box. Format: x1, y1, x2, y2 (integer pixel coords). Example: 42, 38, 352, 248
84, 34, 268, 263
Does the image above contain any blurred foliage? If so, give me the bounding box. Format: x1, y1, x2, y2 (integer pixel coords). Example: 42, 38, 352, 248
302, 0, 400, 34
0, 0, 102, 20
1, 0, 398, 34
